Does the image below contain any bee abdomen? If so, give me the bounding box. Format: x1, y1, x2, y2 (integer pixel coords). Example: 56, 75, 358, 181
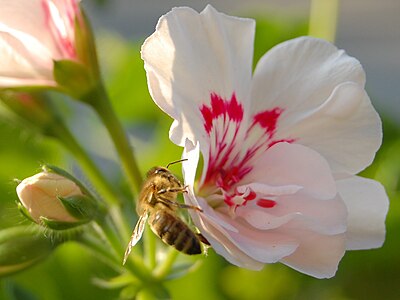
149, 210, 202, 255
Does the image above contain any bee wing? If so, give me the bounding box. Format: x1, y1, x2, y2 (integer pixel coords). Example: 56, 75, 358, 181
122, 213, 148, 265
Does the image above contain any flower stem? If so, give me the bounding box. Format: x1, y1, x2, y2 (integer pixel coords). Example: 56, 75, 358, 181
51, 120, 121, 206
95, 216, 153, 282
81, 83, 142, 193
144, 224, 157, 269
78, 233, 122, 272
308, 0, 340, 42
153, 248, 179, 280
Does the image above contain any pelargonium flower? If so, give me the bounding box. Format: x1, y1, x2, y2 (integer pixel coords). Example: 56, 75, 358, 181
0, 0, 87, 88
142, 5, 389, 278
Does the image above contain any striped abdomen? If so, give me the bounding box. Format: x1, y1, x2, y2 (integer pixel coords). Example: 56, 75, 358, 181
149, 209, 202, 255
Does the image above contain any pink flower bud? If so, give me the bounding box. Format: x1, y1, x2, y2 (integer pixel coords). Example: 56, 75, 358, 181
16, 171, 83, 223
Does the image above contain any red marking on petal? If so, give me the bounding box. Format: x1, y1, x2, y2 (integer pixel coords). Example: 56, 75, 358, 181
244, 191, 257, 201
200, 105, 213, 134
257, 199, 277, 208
268, 138, 296, 148
210, 93, 225, 117
227, 94, 243, 122
253, 108, 284, 137
199, 94, 296, 213
200, 93, 244, 135
224, 194, 234, 207
41, 0, 76, 58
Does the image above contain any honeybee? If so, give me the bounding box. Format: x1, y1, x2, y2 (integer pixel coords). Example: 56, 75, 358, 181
123, 159, 207, 265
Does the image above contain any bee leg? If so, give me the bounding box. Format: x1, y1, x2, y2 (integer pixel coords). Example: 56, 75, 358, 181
196, 233, 210, 245
157, 186, 188, 194
157, 195, 203, 212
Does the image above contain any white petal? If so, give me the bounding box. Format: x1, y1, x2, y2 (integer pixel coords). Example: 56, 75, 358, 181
277, 82, 382, 175
236, 182, 302, 196
251, 37, 365, 113
142, 5, 255, 146
271, 192, 348, 235
188, 195, 298, 267
247, 142, 336, 200
237, 190, 347, 235
0, 29, 54, 86
281, 230, 346, 278
185, 194, 264, 270
237, 208, 300, 230
182, 139, 199, 188
0, 0, 62, 58
336, 176, 389, 250
250, 37, 377, 174
227, 225, 298, 264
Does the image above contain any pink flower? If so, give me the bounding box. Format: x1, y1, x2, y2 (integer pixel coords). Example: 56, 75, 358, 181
0, 0, 82, 87
142, 5, 389, 278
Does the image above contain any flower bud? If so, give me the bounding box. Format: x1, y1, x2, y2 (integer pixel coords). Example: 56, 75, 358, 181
16, 166, 98, 229
0, 91, 58, 136
0, 226, 56, 276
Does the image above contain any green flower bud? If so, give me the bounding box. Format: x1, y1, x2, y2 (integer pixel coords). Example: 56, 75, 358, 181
0, 91, 57, 136
0, 226, 56, 276
16, 166, 99, 230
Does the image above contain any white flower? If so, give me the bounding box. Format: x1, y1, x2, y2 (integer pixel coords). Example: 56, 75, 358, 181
141, 5, 389, 278
0, 0, 82, 87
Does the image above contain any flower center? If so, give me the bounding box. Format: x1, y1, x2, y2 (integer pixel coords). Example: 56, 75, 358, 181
199, 92, 294, 210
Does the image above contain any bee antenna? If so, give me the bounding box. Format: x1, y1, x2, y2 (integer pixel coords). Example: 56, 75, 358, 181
166, 159, 188, 169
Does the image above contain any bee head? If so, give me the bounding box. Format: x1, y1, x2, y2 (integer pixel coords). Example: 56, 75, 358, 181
147, 160, 187, 179
146, 166, 169, 178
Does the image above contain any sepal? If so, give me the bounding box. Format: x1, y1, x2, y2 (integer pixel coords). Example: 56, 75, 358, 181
57, 194, 99, 220
39, 217, 89, 230
53, 60, 94, 98
16, 200, 36, 223
74, 8, 100, 79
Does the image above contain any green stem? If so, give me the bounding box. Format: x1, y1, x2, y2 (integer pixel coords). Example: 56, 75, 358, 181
144, 224, 157, 269
153, 248, 179, 280
78, 233, 122, 272
51, 120, 122, 206
81, 83, 142, 193
95, 217, 153, 282
308, 0, 340, 42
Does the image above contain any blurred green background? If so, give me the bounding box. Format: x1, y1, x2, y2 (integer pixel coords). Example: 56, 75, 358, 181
1, 2, 399, 300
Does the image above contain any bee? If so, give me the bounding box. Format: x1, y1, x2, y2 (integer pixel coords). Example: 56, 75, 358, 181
123, 159, 208, 265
